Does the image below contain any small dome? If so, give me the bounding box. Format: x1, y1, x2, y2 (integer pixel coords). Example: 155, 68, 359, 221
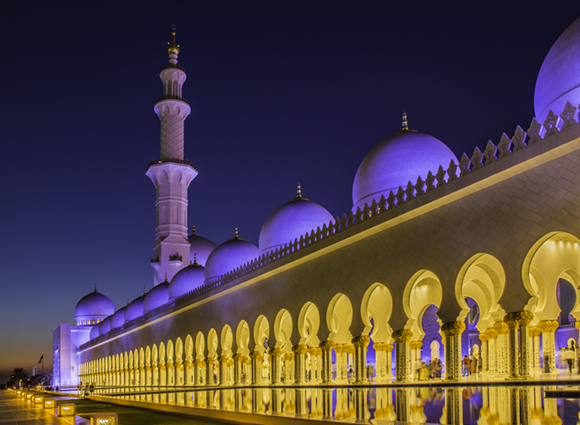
169, 260, 205, 299
125, 292, 145, 322
89, 324, 100, 340
534, 16, 580, 125
74, 286, 115, 325
98, 316, 111, 336
188, 224, 217, 266
204, 228, 259, 283
259, 185, 334, 255
143, 280, 170, 312
352, 117, 458, 210
111, 306, 127, 330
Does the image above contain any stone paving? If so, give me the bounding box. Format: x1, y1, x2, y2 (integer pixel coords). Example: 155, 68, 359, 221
0, 390, 224, 425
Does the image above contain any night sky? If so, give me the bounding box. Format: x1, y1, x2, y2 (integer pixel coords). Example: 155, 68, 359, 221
1, 1, 579, 384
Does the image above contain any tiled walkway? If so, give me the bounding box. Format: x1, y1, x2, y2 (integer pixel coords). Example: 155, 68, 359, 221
0, 391, 73, 424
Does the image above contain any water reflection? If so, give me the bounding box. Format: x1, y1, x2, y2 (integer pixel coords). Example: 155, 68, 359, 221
100, 385, 579, 424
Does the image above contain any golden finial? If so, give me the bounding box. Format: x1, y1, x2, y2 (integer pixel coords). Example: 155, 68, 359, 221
193, 253, 198, 265
297, 183, 302, 198
234, 226, 239, 238
164, 273, 169, 283
167, 24, 180, 56
127, 298, 130, 306
94, 284, 97, 292
402, 111, 409, 131
143, 287, 147, 295
191, 220, 196, 235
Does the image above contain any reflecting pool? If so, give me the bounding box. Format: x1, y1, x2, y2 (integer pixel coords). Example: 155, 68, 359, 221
96, 385, 580, 424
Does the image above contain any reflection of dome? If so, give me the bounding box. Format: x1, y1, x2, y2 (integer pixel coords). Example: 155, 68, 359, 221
74, 286, 115, 325
99, 316, 111, 336
259, 185, 334, 255
89, 324, 100, 340
111, 306, 127, 329
125, 292, 145, 322
204, 228, 259, 283
352, 116, 458, 209
187, 224, 217, 266
143, 280, 169, 312
169, 258, 205, 299
534, 17, 580, 125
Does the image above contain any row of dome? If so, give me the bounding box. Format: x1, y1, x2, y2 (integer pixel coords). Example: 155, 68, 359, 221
75, 15, 580, 339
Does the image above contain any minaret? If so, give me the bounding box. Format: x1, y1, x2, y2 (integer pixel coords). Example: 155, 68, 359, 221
146, 26, 197, 286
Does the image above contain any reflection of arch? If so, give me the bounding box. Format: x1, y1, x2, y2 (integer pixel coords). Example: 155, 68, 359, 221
274, 309, 293, 352
221, 325, 233, 355
298, 302, 320, 347
455, 253, 506, 330
326, 293, 353, 343
254, 315, 270, 353
195, 332, 205, 360
236, 320, 251, 356
403, 270, 442, 341
523, 232, 580, 321
208, 329, 219, 357
361, 283, 393, 342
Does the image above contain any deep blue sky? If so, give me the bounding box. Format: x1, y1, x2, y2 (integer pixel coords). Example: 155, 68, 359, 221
1, 1, 579, 383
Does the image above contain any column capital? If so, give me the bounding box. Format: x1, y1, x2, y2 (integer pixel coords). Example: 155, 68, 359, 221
204, 356, 215, 365
392, 329, 413, 342
538, 320, 559, 333
217, 355, 229, 363
386, 344, 394, 352
493, 321, 509, 335
440, 321, 465, 337
249, 351, 264, 360
268, 348, 284, 357
409, 341, 423, 349
320, 340, 335, 351
233, 353, 244, 361
479, 334, 488, 342
352, 335, 371, 347
194, 359, 204, 366
485, 328, 498, 339
292, 345, 308, 355
529, 326, 542, 337
283, 352, 294, 361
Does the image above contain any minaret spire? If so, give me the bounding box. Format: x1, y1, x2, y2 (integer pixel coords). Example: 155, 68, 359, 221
297, 183, 302, 198
167, 24, 180, 66
402, 111, 409, 131
147, 27, 197, 286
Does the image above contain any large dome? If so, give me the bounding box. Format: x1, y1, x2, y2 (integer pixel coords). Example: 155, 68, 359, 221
143, 280, 169, 312
169, 261, 205, 299
352, 120, 458, 209
204, 228, 259, 283
187, 225, 217, 266
259, 186, 334, 255
534, 16, 580, 125
74, 287, 115, 326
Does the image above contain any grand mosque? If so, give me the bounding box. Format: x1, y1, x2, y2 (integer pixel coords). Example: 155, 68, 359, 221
54, 17, 580, 390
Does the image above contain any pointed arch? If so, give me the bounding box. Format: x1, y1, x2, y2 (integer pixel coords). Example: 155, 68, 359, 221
326, 293, 353, 343
253, 315, 270, 353
236, 320, 251, 356
195, 332, 205, 360
402, 270, 443, 341
298, 302, 320, 347
361, 282, 393, 342
274, 309, 293, 351
523, 232, 580, 321
207, 328, 219, 357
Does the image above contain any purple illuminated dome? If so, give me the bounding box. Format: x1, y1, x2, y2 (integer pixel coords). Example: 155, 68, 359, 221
259, 185, 334, 255
111, 305, 127, 329
98, 316, 112, 336
187, 223, 217, 266
74, 286, 115, 326
352, 114, 458, 209
535, 16, 580, 125
125, 291, 146, 322
143, 279, 170, 312
169, 257, 205, 299
204, 228, 259, 283
89, 324, 100, 340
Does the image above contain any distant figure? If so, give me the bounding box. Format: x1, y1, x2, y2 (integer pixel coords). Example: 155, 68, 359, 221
544, 355, 551, 373
564, 348, 574, 372
462, 355, 470, 377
